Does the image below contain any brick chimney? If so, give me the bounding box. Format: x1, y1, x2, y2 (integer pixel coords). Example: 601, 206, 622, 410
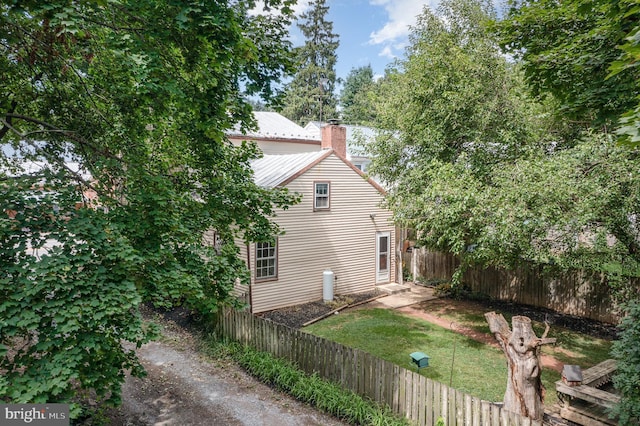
321, 119, 347, 158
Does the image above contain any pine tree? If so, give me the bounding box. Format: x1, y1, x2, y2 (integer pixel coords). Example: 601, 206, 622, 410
281, 0, 339, 125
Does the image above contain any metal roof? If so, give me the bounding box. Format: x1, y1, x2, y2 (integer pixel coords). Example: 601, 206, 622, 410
230, 111, 320, 141
251, 151, 328, 188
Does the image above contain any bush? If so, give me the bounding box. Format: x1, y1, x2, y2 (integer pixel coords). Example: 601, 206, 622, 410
612, 299, 640, 425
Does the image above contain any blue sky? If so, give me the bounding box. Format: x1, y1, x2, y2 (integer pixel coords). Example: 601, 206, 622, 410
289, 0, 437, 81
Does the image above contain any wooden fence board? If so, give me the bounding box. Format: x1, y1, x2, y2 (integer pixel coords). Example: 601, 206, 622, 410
398, 368, 407, 417
417, 375, 426, 426
433, 380, 442, 423
456, 389, 464, 424
410, 249, 619, 324
472, 397, 481, 426
448, 387, 456, 425
491, 404, 500, 426
425, 378, 434, 426
216, 308, 541, 426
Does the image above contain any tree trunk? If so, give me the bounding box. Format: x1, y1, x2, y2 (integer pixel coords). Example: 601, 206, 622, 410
485, 312, 556, 421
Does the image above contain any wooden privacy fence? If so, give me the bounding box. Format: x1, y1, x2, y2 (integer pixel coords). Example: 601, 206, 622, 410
405, 249, 619, 324
216, 308, 542, 426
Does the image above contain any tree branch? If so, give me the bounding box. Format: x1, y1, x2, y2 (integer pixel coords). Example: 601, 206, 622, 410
0, 101, 18, 141
3, 113, 123, 163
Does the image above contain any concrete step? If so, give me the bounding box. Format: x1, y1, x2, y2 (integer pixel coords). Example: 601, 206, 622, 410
377, 283, 412, 295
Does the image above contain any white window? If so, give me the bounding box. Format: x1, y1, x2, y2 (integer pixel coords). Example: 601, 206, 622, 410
314, 182, 330, 210
256, 240, 277, 280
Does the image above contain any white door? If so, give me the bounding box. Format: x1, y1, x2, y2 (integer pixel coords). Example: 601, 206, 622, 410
376, 232, 390, 283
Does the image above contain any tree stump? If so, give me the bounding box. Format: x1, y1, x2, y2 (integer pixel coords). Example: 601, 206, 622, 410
485, 312, 557, 421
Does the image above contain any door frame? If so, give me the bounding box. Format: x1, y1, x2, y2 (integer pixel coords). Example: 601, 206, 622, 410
376, 231, 391, 283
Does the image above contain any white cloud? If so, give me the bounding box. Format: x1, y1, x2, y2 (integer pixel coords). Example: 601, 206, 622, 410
378, 45, 395, 59
369, 0, 435, 58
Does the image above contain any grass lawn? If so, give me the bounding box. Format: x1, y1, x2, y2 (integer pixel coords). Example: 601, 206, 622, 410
427, 302, 613, 368
304, 306, 613, 406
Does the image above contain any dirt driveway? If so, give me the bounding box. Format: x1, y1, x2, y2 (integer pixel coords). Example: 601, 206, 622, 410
105, 312, 346, 426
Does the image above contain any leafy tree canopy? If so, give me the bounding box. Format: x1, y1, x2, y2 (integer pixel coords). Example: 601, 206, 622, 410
280, 0, 339, 125
369, 0, 544, 185
369, 0, 640, 421
609, 0, 640, 146
495, 0, 639, 128
1, 0, 296, 417
340, 65, 376, 125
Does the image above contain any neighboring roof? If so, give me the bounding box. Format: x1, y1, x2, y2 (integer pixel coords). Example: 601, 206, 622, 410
229, 111, 320, 141
303, 121, 376, 155
251, 150, 386, 194
251, 151, 329, 188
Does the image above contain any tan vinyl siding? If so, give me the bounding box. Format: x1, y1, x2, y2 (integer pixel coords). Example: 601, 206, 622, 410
249, 153, 395, 313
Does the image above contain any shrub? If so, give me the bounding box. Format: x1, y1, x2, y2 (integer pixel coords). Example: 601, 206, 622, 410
220, 342, 409, 426
612, 299, 640, 425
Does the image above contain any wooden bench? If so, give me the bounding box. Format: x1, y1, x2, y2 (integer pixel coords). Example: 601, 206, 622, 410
555, 359, 620, 425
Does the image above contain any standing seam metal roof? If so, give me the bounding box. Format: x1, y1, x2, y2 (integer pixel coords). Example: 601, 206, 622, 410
230, 111, 320, 141
251, 151, 329, 188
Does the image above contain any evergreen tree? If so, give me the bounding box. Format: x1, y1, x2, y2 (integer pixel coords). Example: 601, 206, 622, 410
281, 0, 339, 125
340, 65, 376, 125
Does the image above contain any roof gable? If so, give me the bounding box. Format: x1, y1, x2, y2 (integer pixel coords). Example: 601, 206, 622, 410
251, 150, 385, 194
251, 151, 329, 188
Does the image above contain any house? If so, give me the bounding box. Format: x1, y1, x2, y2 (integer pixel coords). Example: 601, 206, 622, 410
304, 120, 376, 173
228, 112, 374, 172
228, 111, 321, 155
229, 119, 397, 314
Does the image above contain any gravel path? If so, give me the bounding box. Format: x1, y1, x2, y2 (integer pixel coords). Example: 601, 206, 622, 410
106, 311, 347, 426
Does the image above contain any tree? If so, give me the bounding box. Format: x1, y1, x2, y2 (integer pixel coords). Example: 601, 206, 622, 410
495, 0, 639, 128
369, 0, 640, 284
498, 2, 640, 422
368, 0, 547, 254
485, 312, 556, 420
280, 0, 339, 125
611, 300, 640, 425
370, 0, 542, 184
340, 65, 376, 125
1, 0, 296, 418
609, 0, 640, 146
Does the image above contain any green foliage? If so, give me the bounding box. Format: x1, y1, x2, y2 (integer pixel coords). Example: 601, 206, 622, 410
307, 307, 612, 406
340, 65, 377, 125
611, 300, 640, 425
224, 342, 409, 426
0, 179, 156, 416
433, 282, 475, 300
369, 0, 640, 293
1, 0, 297, 416
281, 0, 339, 125
370, 0, 540, 186
496, 0, 639, 128
608, 0, 640, 146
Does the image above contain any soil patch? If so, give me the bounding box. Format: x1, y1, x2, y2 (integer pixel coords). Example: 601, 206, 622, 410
258, 290, 381, 329
413, 296, 618, 341
102, 306, 347, 426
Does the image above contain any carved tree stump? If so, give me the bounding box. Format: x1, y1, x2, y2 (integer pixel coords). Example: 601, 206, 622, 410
485, 312, 557, 421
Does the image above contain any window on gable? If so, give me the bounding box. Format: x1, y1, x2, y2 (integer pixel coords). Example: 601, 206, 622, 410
256, 240, 277, 280
314, 182, 330, 210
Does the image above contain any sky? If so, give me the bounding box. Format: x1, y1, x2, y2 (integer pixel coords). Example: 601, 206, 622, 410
288, 0, 438, 82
